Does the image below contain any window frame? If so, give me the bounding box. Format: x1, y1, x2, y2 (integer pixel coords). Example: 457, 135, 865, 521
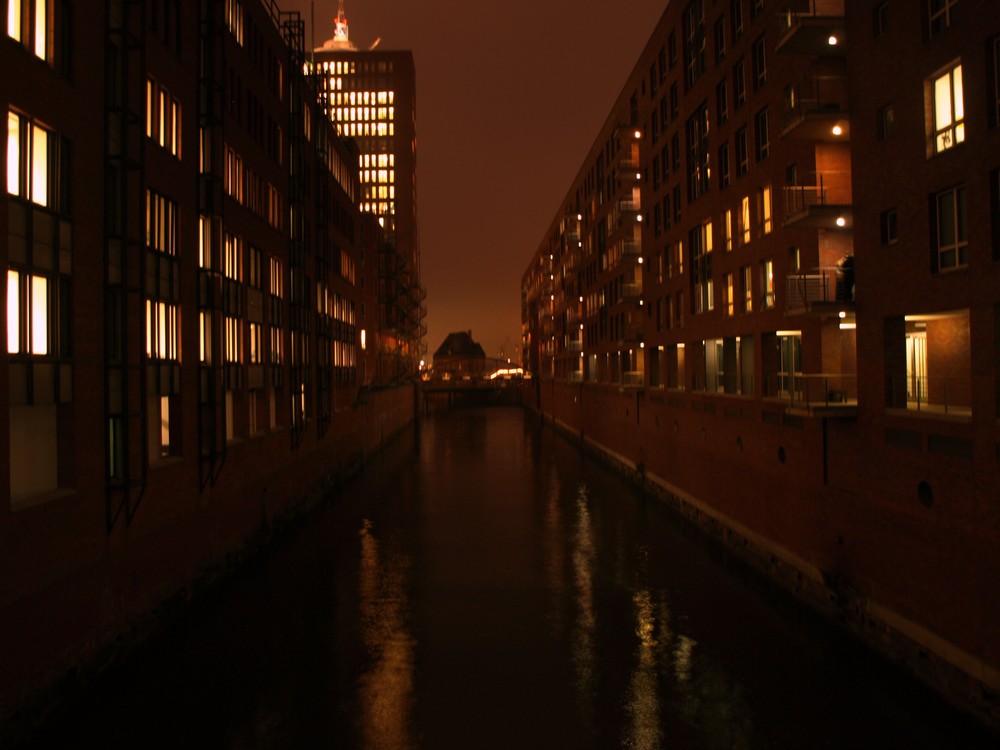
932, 184, 967, 271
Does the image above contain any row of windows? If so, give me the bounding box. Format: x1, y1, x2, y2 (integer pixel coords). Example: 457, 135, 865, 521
325, 89, 395, 107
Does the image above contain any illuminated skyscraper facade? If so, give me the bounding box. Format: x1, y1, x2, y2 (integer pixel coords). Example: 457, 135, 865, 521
309, 7, 425, 379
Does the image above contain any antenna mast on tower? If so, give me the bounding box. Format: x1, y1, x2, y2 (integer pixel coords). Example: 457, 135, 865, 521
333, 0, 349, 43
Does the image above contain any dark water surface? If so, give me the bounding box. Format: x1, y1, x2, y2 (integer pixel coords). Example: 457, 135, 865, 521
26, 408, 996, 748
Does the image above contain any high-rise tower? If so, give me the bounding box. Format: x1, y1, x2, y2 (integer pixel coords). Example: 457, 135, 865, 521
309, 4, 425, 378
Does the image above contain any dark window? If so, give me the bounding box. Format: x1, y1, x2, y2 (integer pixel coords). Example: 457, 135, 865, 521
659, 47, 667, 83
734, 58, 746, 109
751, 0, 764, 19
673, 184, 682, 224
719, 142, 731, 189
686, 102, 711, 201
929, 0, 956, 37
661, 143, 670, 183
714, 17, 726, 63
669, 31, 677, 69
736, 127, 748, 175
670, 82, 679, 119
731, 0, 744, 40
992, 169, 1000, 260
931, 184, 967, 271
716, 79, 729, 125
880, 209, 898, 245
873, 2, 889, 37
990, 36, 1000, 129
751, 36, 767, 90
672, 132, 681, 171
877, 104, 894, 140
754, 107, 769, 161
683, 0, 707, 89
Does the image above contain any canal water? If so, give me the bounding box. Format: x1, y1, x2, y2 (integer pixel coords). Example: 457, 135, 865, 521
26, 407, 995, 748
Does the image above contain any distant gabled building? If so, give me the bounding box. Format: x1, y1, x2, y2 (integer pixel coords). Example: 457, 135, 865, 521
433, 331, 487, 379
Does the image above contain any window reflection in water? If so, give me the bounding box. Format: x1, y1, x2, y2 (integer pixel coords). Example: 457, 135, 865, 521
357, 518, 415, 750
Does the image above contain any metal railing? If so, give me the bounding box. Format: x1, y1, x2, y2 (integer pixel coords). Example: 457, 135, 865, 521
779, 0, 845, 32
886, 376, 972, 416
784, 173, 852, 216
785, 267, 849, 307
623, 370, 644, 387
763, 373, 858, 409
692, 373, 755, 395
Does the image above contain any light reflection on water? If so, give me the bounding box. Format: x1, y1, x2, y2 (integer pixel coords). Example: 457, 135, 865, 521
626, 589, 662, 750
28, 408, 997, 749
357, 518, 416, 750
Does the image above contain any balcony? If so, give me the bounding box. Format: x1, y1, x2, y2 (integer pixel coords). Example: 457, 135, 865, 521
785, 265, 854, 314
622, 371, 644, 388
619, 324, 643, 345
781, 76, 849, 141
622, 280, 643, 302
886, 376, 972, 418
783, 175, 852, 229
776, 1, 845, 56
763, 372, 858, 416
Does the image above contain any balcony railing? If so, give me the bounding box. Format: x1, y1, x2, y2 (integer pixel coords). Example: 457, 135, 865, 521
781, 76, 849, 139
692, 373, 755, 395
886, 376, 972, 417
784, 174, 852, 228
777, 1, 846, 55
623, 370, 644, 387
622, 280, 643, 301
785, 266, 854, 309
762, 373, 858, 411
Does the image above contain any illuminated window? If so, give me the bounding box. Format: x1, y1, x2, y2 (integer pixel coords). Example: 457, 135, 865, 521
225, 315, 242, 363
224, 232, 241, 281
225, 0, 244, 45
7, 110, 55, 208
6, 270, 50, 355
690, 219, 714, 314
933, 184, 967, 270
249, 322, 263, 364
930, 64, 964, 153
757, 185, 772, 235
741, 265, 753, 313
740, 195, 751, 245
146, 299, 179, 360
724, 209, 734, 251
725, 273, 735, 316
759, 258, 774, 309
146, 190, 178, 255
8, 0, 49, 61
146, 78, 182, 157
928, 0, 956, 36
